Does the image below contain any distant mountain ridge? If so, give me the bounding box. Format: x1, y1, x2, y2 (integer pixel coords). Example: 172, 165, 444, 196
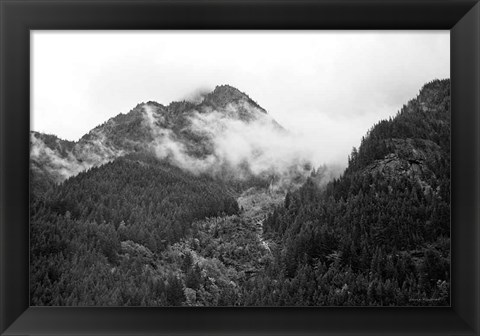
30, 84, 286, 189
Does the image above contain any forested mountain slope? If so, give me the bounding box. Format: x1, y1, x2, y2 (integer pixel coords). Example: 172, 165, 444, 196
29, 84, 313, 305
35, 153, 239, 250
30, 153, 240, 305
253, 79, 451, 305
30, 79, 450, 306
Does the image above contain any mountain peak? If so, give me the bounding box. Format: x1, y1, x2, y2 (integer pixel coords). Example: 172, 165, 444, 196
202, 85, 266, 113
213, 84, 245, 97
204, 85, 248, 105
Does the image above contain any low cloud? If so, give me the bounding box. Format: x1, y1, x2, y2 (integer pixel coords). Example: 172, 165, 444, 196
31, 99, 344, 189
142, 101, 343, 188
31, 128, 128, 183
30, 133, 91, 181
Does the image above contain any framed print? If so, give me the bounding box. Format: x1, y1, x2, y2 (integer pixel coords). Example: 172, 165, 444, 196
1, 0, 479, 335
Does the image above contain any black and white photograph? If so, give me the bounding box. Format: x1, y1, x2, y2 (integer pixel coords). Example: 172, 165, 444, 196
30, 31, 450, 306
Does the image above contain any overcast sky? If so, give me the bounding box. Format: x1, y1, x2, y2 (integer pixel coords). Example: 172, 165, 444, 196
31, 31, 449, 165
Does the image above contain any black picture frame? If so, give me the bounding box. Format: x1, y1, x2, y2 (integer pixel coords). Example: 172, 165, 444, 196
1, 0, 479, 335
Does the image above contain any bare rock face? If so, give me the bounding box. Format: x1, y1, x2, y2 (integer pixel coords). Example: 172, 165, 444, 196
365, 136, 445, 196
368, 138, 440, 175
